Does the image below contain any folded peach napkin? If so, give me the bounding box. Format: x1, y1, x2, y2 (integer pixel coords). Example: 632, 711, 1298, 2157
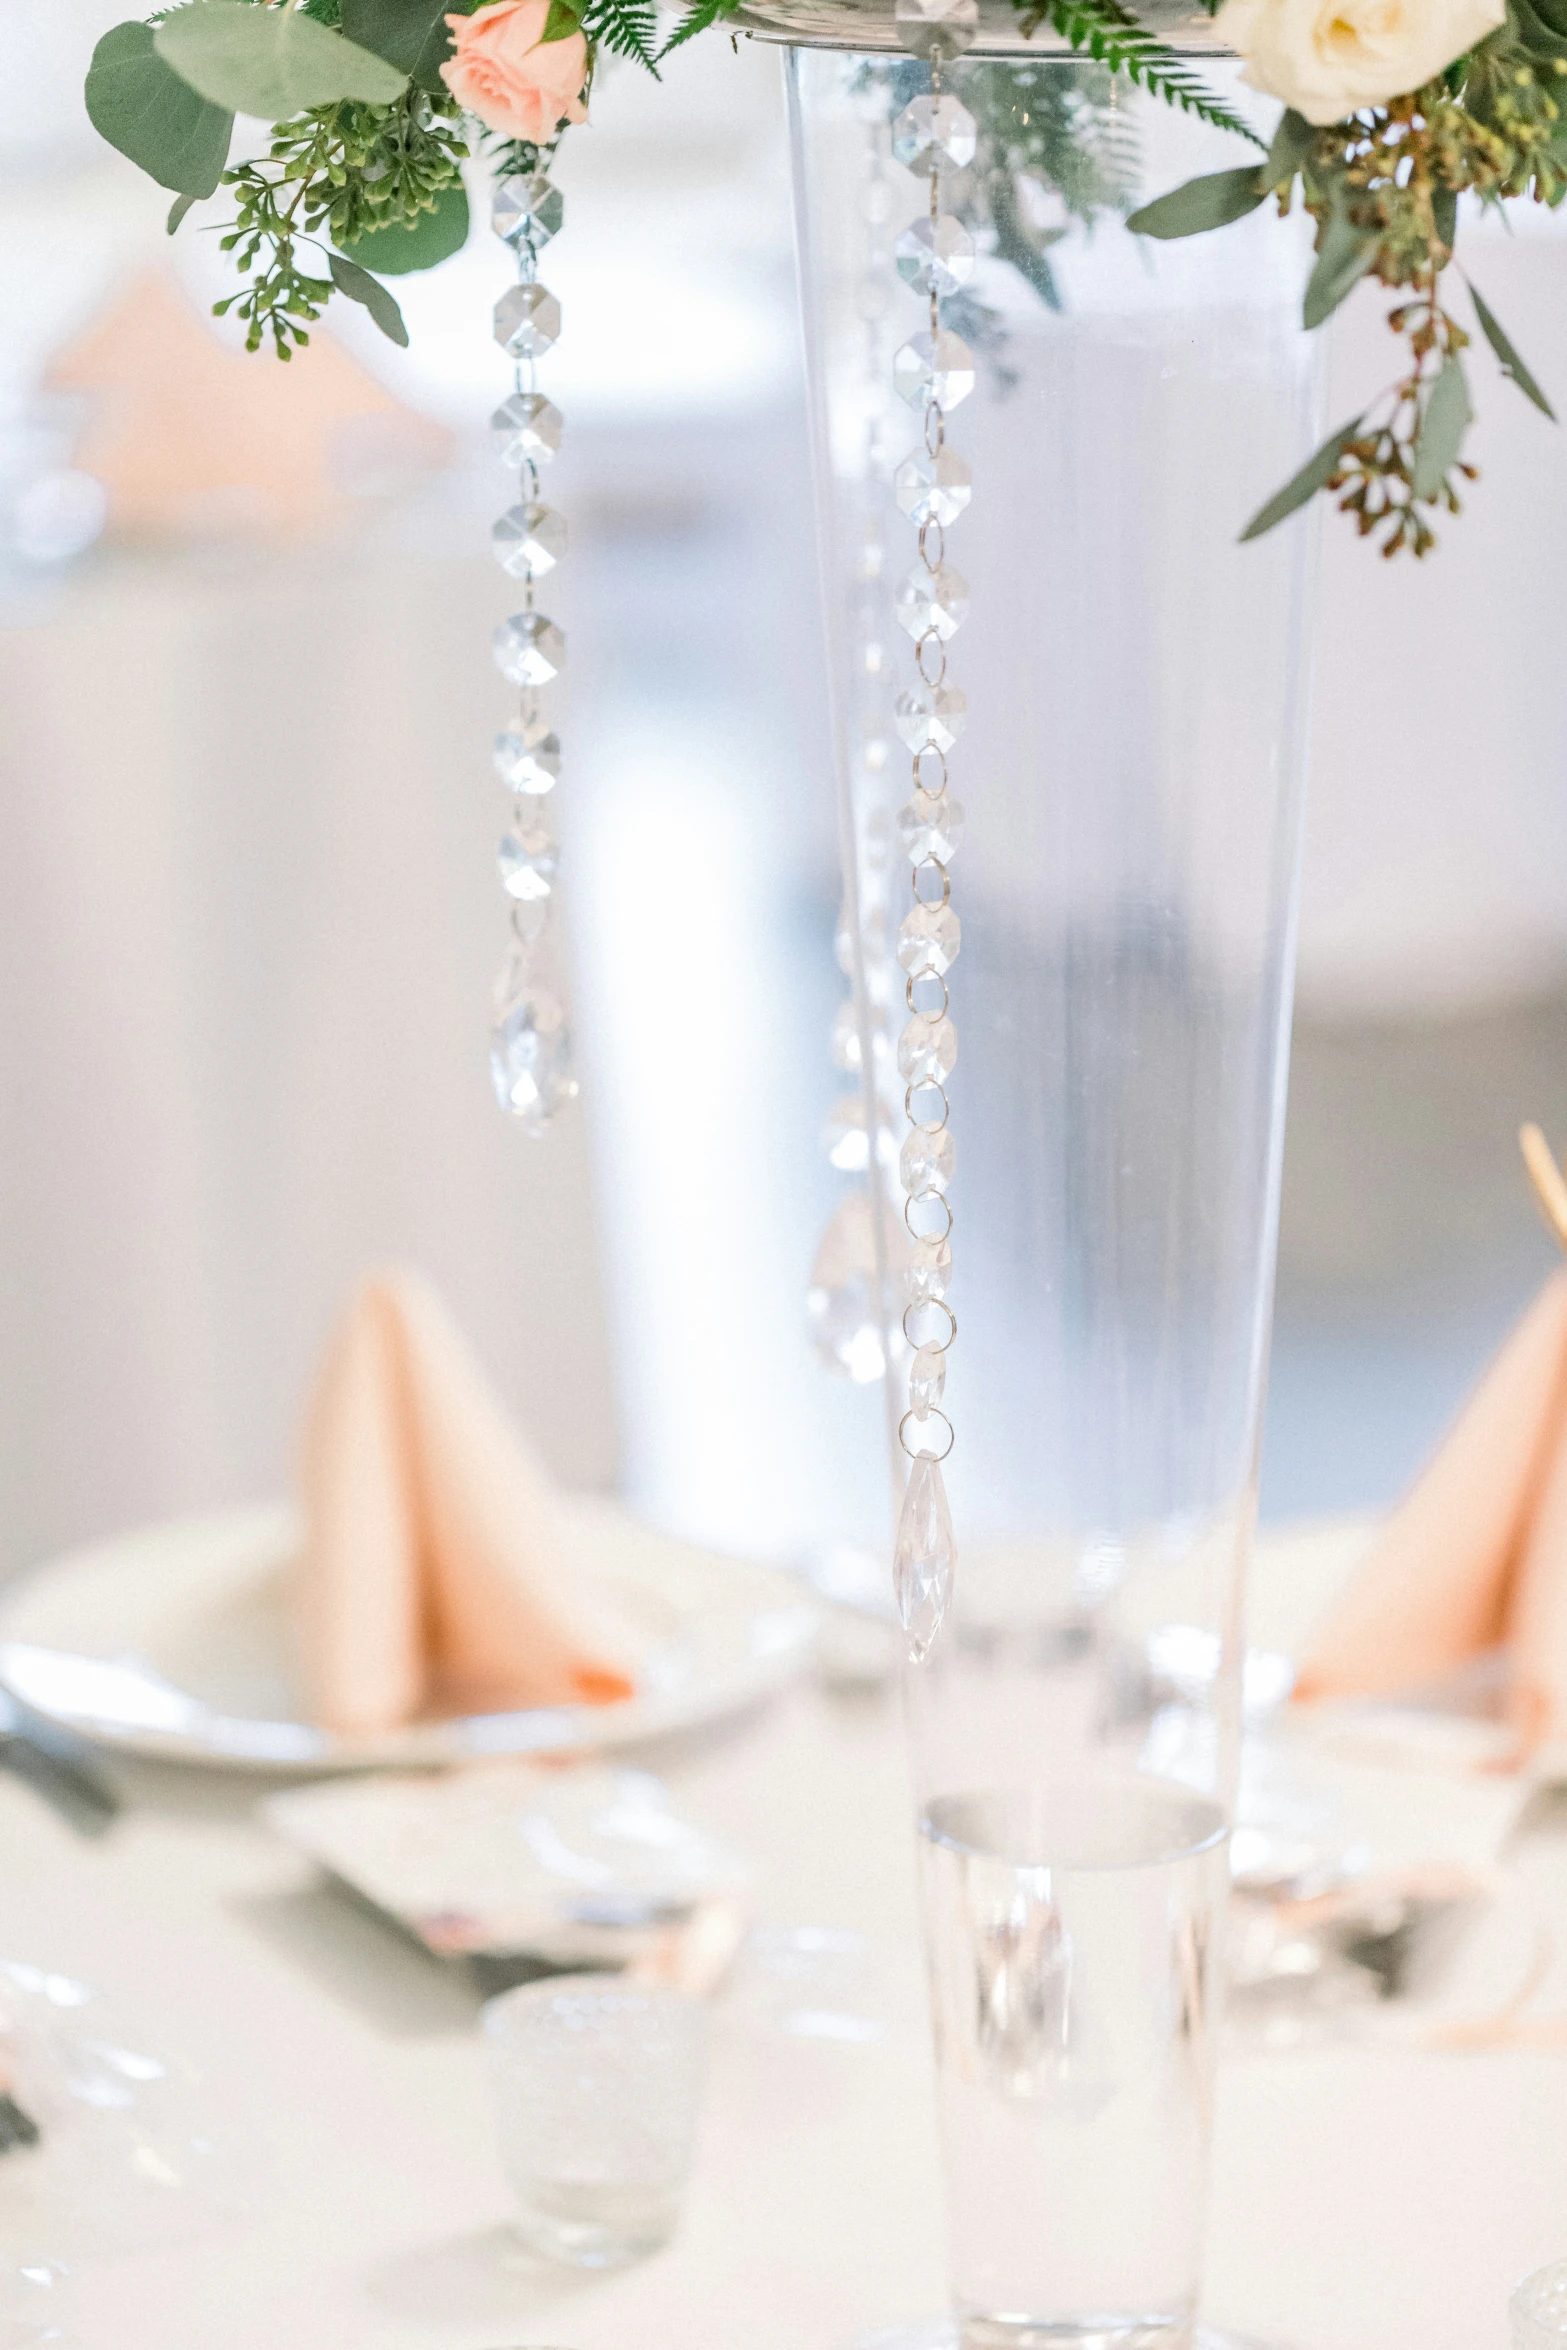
1295, 1269, 1567, 1744
295, 1270, 634, 1735
48, 270, 451, 543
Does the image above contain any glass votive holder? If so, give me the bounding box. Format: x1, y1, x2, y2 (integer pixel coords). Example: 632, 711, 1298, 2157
1513, 2261, 1567, 2348
482, 1975, 708, 2269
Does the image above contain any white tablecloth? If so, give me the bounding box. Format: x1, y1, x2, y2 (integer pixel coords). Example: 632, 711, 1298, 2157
6, 1640, 1567, 2350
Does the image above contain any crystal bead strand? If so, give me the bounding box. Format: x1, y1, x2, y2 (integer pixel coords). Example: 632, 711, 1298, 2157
889, 0, 977, 1659
808, 77, 904, 1382
488, 163, 578, 1130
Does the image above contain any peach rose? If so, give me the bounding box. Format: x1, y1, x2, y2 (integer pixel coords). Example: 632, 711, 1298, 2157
440, 0, 589, 142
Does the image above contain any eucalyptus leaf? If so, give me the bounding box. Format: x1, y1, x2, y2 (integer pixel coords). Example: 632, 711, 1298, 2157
167, 190, 199, 233
328, 252, 409, 344
339, 0, 448, 73
1432, 184, 1458, 251
1126, 166, 1265, 240
338, 179, 469, 273
1412, 356, 1473, 500
411, 0, 479, 88
154, 3, 406, 119
1509, 0, 1567, 58
1302, 199, 1377, 330
1467, 275, 1557, 419
1240, 414, 1363, 543
1265, 106, 1313, 183
85, 21, 232, 196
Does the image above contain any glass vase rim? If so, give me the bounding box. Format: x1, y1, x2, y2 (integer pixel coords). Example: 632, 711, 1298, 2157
732, 0, 1235, 59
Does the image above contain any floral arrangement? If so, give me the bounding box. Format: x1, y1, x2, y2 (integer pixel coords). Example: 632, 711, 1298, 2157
82, 0, 1563, 550
1132, 0, 1563, 553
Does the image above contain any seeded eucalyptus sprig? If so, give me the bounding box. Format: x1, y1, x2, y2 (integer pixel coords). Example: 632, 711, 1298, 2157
214, 86, 469, 355
1129, 6, 1567, 552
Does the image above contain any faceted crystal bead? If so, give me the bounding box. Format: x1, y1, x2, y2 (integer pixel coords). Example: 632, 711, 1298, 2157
896, 214, 976, 297
835, 899, 856, 978
836, 897, 889, 978
895, 683, 967, 754
909, 1342, 946, 1414
494, 281, 561, 358
806, 1192, 887, 1383
901, 1121, 955, 1194
824, 1093, 872, 1175
896, 562, 969, 642
494, 723, 560, 793
496, 801, 558, 901
492, 391, 563, 468
492, 501, 566, 578
832, 996, 863, 1075
492, 174, 563, 253
894, 329, 976, 414
908, 1231, 952, 1304
490, 959, 577, 1130
493, 611, 565, 686
895, 446, 973, 527
899, 791, 965, 866
508, 896, 549, 947
894, 1454, 955, 1660
897, 900, 961, 977
895, 0, 978, 59
898, 1012, 957, 1084
891, 95, 978, 176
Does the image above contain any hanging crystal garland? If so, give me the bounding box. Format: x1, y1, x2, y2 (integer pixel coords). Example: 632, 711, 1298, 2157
488, 153, 579, 1131
888, 0, 976, 1660
807, 78, 906, 1383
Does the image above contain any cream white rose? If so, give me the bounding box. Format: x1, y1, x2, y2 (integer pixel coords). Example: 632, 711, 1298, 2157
1214, 0, 1507, 125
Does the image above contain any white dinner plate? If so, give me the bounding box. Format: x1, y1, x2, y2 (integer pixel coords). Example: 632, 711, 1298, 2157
0, 1500, 819, 1773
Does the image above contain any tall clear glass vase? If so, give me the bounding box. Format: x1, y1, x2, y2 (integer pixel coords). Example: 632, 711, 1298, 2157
761, 9, 1323, 2344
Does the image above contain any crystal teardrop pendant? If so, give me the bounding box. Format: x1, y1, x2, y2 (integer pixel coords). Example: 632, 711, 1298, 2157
489, 953, 578, 1130
895, 1454, 955, 1660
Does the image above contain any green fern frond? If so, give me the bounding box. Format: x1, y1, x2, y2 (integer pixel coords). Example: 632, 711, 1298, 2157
659, 0, 739, 53
1017, 0, 1266, 149
576, 0, 660, 69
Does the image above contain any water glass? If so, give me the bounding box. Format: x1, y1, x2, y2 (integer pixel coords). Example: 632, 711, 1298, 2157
1513, 2262, 1567, 2348
482, 1975, 707, 2268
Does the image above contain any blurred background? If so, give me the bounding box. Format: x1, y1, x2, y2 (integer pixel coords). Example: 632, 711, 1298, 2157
3, 0, 1567, 1586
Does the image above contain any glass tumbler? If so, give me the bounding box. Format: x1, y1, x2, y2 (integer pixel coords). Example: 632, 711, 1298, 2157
482, 1976, 708, 2267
